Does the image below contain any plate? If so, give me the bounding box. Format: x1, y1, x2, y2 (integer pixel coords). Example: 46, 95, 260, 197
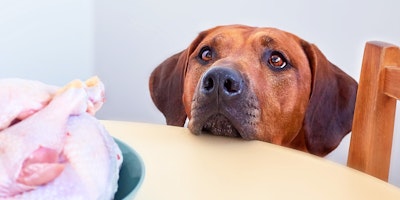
114, 138, 145, 200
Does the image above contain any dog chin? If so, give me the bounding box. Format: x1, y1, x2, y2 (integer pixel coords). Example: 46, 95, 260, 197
189, 114, 240, 138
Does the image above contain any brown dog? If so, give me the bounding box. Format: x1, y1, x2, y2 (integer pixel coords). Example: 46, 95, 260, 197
149, 25, 357, 156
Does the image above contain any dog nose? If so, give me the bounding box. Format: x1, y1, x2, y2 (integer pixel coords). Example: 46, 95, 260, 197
200, 67, 243, 98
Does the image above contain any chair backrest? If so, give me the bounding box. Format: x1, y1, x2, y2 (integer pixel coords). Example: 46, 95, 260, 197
347, 41, 400, 181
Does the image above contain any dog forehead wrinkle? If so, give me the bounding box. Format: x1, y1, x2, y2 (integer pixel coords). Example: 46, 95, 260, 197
211, 31, 246, 46
201, 33, 228, 46
260, 35, 276, 47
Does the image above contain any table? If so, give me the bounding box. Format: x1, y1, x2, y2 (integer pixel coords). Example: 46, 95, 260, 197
101, 120, 400, 200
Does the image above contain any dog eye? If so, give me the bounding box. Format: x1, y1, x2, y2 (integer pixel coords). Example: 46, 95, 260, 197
268, 52, 287, 69
199, 47, 213, 62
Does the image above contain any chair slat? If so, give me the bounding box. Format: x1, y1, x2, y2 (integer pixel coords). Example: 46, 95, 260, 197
384, 66, 400, 99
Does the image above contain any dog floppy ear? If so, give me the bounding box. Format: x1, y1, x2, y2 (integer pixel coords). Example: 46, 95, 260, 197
300, 42, 358, 156
149, 50, 189, 126
149, 31, 209, 126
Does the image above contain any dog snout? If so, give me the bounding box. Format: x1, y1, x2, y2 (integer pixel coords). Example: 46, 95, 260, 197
200, 67, 244, 98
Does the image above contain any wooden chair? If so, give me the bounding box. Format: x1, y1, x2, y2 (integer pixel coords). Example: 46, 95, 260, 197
347, 41, 400, 181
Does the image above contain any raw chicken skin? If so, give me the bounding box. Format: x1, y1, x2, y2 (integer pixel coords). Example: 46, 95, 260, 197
0, 79, 58, 131
0, 77, 105, 131
0, 78, 122, 199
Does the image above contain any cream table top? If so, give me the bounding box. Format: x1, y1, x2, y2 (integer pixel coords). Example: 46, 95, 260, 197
101, 120, 400, 200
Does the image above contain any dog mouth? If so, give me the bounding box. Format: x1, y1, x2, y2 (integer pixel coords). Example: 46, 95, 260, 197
201, 114, 240, 137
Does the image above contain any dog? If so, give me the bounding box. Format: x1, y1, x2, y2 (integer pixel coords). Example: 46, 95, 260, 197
149, 24, 357, 156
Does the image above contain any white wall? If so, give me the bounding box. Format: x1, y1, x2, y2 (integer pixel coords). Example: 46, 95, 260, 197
1, 0, 400, 186
93, 0, 400, 123
0, 0, 94, 85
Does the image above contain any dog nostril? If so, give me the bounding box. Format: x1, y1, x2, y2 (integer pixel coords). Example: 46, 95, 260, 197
223, 78, 240, 94
203, 77, 214, 91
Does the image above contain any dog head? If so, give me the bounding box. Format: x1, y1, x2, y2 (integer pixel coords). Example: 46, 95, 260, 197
149, 25, 357, 156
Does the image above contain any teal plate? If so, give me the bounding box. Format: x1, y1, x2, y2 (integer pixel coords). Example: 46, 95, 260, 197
114, 138, 145, 200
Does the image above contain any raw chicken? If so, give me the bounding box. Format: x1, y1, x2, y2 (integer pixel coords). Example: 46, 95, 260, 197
0, 77, 122, 199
